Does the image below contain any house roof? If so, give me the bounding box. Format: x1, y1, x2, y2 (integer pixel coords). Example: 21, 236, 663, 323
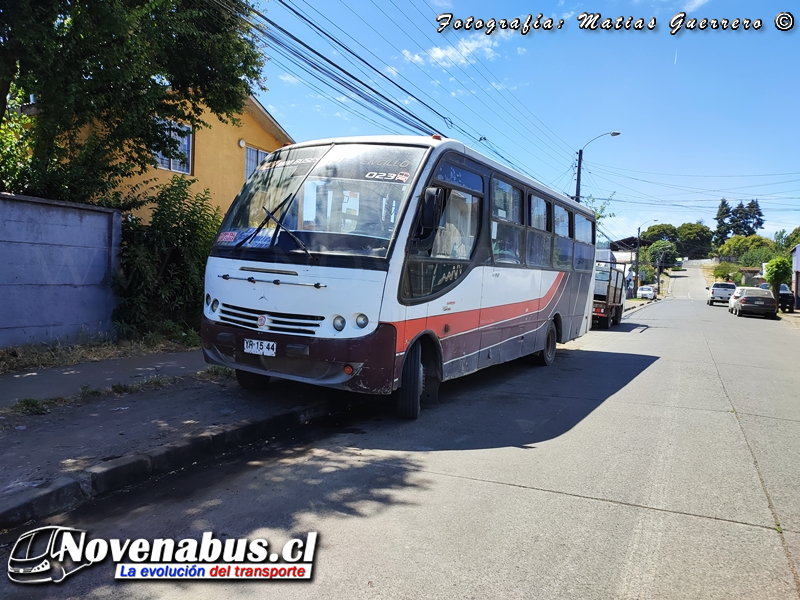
245, 96, 293, 146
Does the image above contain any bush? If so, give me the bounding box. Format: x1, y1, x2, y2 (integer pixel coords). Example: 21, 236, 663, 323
713, 262, 739, 281
112, 176, 221, 339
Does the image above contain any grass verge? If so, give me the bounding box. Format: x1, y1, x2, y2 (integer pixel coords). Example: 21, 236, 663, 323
0, 337, 198, 376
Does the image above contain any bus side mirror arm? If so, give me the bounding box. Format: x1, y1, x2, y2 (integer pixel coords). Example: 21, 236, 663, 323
410, 187, 444, 251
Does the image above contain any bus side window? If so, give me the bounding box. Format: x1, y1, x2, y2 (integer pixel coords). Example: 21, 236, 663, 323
430, 189, 480, 260
491, 179, 524, 265
527, 194, 552, 268
573, 213, 595, 271
553, 204, 573, 270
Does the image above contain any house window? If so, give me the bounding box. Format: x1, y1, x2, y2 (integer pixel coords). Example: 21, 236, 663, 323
246, 146, 270, 179
155, 122, 192, 174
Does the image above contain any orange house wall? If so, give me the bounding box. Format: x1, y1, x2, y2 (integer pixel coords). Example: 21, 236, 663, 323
125, 108, 283, 216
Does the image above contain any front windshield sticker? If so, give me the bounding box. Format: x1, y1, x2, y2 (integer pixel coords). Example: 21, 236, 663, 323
216, 231, 237, 243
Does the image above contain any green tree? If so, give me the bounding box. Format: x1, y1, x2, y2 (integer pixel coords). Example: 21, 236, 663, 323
717, 235, 772, 261
765, 257, 792, 300
739, 246, 782, 268
745, 199, 765, 233
644, 240, 679, 268
676, 222, 713, 259
713, 199, 732, 247
730, 201, 750, 236
785, 226, 800, 250
642, 223, 678, 244
1, 0, 265, 203
582, 193, 615, 226
773, 229, 788, 251
0, 82, 32, 191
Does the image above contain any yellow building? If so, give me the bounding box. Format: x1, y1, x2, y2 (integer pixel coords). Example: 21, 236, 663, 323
126, 96, 293, 213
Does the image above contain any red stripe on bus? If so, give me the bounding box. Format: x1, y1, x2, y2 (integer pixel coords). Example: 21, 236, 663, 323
389, 272, 566, 353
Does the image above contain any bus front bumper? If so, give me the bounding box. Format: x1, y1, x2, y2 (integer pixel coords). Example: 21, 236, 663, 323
201, 317, 397, 395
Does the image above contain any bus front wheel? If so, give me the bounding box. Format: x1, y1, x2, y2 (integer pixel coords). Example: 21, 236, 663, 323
397, 342, 423, 419
534, 321, 557, 366
235, 369, 271, 390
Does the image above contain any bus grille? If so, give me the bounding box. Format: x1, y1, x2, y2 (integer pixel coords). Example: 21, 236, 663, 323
219, 303, 324, 336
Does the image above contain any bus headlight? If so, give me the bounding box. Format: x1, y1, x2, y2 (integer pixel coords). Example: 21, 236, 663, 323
333, 315, 346, 331
355, 314, 369, 328
211, 299, 219, 312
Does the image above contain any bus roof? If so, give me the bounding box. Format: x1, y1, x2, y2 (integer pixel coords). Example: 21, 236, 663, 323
282, 135, 594, 218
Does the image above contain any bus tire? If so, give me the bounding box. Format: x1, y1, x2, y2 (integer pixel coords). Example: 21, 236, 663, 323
602, 315, 611, 329
534, 320, 557, 366
235, 369, 271, 390
612, 307, 621, 325
397, 342, 423, 419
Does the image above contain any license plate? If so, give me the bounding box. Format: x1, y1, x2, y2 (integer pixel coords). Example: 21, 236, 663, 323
755, 301, 764, 305
243, 339, 276, 356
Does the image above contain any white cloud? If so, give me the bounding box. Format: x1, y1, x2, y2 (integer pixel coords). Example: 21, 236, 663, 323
490, 82, 506, 91
335, 95, 349, 103
334, 112, 349, 121
384, 65, 399, 79
427, 36, 499, 68
402, 49, 425, 65
431, 0, 452, 7
450, 89, 467, 97
279, 74, 300, 85
517, 47, 527, 55
684, 0, 710, 10
561, 11, 574, 20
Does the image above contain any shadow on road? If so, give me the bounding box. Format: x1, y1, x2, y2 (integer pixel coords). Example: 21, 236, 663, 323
323, 348, 659, 453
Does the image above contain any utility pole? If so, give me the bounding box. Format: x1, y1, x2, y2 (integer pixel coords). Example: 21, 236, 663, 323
574, 131, 619, 203
634, 219, 658, 292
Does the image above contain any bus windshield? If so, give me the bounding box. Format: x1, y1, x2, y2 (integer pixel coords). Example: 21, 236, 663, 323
212, 143, 427, 259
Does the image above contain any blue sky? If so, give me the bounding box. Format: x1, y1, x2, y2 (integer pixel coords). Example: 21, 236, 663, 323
252, 0, 799, 244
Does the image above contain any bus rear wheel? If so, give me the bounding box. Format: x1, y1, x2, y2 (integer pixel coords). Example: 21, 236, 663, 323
397, 342, 423, 419
534, 321, 557, 366
235, 369, 271, 390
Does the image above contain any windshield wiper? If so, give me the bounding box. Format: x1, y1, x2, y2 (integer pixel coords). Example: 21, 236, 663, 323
235, 194, 294, 249
263, 206, 316, 262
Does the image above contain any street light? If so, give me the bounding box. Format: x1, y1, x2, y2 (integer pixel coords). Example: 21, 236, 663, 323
575, 131, 620, 203
634, 219, 658, 293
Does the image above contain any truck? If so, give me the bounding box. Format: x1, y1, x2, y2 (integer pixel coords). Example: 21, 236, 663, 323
592, 263, 626, 329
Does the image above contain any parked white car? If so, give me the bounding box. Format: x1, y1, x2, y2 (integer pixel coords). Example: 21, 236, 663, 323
637, 286, 656, 300
706, 281, 736, 305
728, 287, 745, 312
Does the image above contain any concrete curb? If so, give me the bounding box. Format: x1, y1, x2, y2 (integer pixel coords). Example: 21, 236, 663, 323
0, 399, 334, 530
623, 297, 659, 313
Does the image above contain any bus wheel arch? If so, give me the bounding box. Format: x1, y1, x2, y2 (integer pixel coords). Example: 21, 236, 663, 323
396, 333, 442, 419
552, 313, 563, 343
534, 318, 558, 366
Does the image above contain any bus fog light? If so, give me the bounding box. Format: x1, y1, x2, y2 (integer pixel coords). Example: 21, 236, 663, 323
333, 315, 346, 331
211, 299, 219, 312
205, 293, 211, 306
356, 314, 369, 328
343, 365, 354, 375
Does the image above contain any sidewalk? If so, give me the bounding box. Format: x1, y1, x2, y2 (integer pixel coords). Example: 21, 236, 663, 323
0, 351, 342, 530
0, 350, 208, 409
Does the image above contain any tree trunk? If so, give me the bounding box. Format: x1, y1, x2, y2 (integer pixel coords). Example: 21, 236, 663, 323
0, 76, 11, 126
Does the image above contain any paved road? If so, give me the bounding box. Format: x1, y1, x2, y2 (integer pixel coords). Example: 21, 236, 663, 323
3, 267, 800, 599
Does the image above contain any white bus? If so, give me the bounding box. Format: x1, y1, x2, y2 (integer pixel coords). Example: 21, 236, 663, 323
202, 135, 596, 418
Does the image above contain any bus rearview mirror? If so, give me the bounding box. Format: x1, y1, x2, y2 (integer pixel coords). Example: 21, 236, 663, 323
421, 187, 444, 230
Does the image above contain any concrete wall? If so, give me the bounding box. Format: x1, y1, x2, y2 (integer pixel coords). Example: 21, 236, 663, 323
0, 193, 121, 347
